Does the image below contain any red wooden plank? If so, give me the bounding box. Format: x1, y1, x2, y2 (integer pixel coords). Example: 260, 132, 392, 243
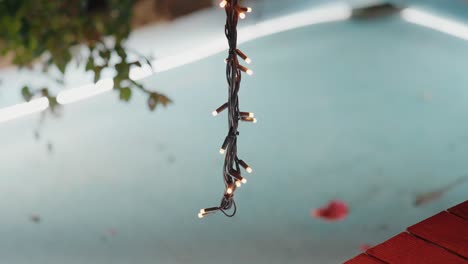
366, 232, 466, 264
408, 211, 468, 258
344, 253, 384, 264
448, 200, 468, 220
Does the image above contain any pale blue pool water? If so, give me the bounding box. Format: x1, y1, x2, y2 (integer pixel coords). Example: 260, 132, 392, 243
0, 5, 468, 264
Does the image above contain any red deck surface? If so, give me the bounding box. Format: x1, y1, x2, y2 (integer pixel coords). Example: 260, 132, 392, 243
345, 200, 468, 264
448, 200, 468, 220
408, 211, 468, 258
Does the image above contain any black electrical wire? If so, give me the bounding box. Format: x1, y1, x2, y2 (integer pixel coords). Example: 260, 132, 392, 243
198, 0, 254, 218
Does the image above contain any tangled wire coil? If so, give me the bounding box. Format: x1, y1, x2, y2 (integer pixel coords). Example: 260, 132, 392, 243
198, 0, 255, 218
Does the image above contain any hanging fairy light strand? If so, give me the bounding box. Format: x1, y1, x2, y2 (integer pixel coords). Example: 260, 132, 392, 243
198, 0, 255, 218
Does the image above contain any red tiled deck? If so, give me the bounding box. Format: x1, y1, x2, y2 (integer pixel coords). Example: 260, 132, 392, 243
345, 200, 468, 264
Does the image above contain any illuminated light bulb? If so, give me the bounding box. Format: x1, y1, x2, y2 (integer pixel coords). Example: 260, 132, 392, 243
240, 112, 254, 118
212, 102, 228, 116
229, 170, 247, 185
224, 58, 228, 64
220, 135, 230, 154
224, 184, 236, 197
239, 160, 253, 173
200, 207, 217, 217
241, 117, 257, 123
219, 0, 227, 8
238, 64, 253, 75
236, 49, 251, 64
239, 12, 246, 19
202, 207, 218, 214
238, 6, 251, 13
235, 181, 242, 187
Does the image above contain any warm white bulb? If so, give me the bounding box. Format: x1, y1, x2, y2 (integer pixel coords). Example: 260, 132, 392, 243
241, 178, 247, 184
253, 118, 257, 123
246, 69, 253, 75
198, 213, 204, 218
247, 7, 252, 12
212, 111, 218, 116
227, 187, 233, 194
245, 57, 251, 64
235, 181, 242, 187
239, 12, 246, 19
248, 112, 254, 117
219, 0, 227, 8
200, 209, 206, 214
219, 148, 225, 154
246, 167, 253, 173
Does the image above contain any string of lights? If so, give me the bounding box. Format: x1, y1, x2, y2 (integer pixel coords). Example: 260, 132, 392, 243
198, 0, 255, 218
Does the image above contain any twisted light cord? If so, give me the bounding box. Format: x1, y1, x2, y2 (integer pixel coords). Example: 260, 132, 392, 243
198, 0, 255, 218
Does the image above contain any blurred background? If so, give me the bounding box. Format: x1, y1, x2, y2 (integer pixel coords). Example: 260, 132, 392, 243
0, 0, 467, 263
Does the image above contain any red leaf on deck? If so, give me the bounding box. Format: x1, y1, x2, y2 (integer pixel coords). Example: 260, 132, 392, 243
311, 199, 349, 222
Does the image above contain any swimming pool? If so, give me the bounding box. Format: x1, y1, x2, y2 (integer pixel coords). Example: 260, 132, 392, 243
0, 3, 467, 263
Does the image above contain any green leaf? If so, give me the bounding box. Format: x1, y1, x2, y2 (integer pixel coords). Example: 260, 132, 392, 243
55, 59, 67, 74
40, 88, 49, 97
94, 66, 102, 83
86, 57, 94, 72
115, 43, 126, 58
5, 1, 167, 122
99, 49, 111, 65
48, 96, 59, 113
119, 87, 132, 102
54, 50, 71, 74
21, 86, 32, 101
115, 61, 130, 76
